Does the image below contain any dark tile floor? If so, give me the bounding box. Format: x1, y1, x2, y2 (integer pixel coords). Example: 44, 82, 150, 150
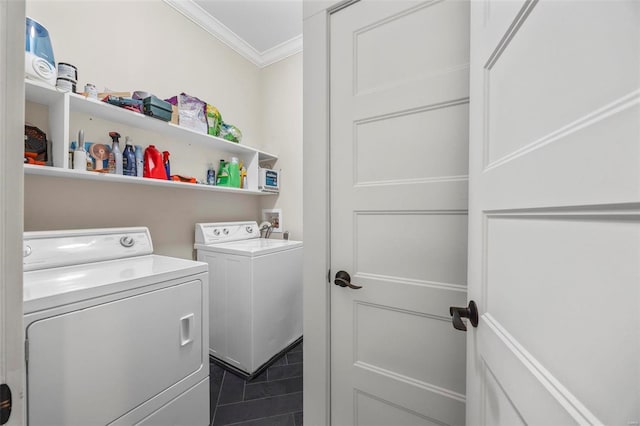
210, 341, 303, 426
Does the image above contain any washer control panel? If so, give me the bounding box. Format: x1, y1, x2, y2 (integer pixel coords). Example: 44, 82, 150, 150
195, 221, 259, 245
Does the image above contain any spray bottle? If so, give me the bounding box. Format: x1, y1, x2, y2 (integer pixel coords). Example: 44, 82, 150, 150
108, 131, 123, 175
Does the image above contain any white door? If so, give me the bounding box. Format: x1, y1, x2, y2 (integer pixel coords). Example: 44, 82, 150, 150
330, 1, 470, 424
0, 0, 26, 424
467, 1, 640, 424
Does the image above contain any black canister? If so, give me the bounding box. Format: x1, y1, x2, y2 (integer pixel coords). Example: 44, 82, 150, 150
57, 62, 77, 82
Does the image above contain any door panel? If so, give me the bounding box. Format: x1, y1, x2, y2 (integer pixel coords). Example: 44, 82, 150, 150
485, 216, 639, 418
355, 301, 466, 394
355, 391, 445, 426
486, 2, 638, 165
468, 1, 640, 425
356, 212, 468, 284
353, 0, 470, 95
330, 1, 470, 424
355, 103, 469, 184
481, 366, 526, 426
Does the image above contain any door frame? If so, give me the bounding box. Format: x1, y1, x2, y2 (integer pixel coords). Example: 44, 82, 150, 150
0, 0, 26, 424
302, 1, 358, 425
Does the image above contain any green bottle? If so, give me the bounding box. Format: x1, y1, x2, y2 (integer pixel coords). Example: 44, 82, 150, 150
216, 159, 229, 186
229, 157, 241, 188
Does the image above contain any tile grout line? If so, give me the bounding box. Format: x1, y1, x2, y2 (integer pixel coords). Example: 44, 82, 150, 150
213, 392, 303, 426
212, 391, 303, 409
242, 373, 246, 402
211, 370, 226, 426
224, 412, 297, 426
217, 383, 304, 407
211, 342, 303, 425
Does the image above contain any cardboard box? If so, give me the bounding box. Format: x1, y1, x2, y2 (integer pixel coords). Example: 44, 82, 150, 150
171, 105, 179, 125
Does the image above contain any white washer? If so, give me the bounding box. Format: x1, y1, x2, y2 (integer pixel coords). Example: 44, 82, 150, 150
23, 227, 210, 426
194, 221, 302, 377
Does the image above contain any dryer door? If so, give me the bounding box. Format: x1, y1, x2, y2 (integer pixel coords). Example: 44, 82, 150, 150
26, 279, 204, 426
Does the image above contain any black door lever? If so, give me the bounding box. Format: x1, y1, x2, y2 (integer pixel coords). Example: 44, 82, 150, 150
449, 300, 478, 332
334, 271, 362, 290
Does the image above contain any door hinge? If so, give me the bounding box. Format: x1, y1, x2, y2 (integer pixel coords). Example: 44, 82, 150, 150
0, 383, 12, 425
327, 269, 331, 283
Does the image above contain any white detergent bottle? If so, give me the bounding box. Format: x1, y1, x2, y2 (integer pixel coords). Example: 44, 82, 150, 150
109, 131, 123, 175
135, 145, 144, 177
73, 130, 86, 171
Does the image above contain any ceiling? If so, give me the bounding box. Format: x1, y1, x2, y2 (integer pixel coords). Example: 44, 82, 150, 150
163, 0, 303, 68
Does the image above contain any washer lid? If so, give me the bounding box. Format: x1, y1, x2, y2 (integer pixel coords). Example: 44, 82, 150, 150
195, 238, 302, 256
23, 254, 207, 314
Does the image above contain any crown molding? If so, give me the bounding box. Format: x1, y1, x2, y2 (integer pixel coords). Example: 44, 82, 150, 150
163, 0, 302, 68
261, 34, 303, 68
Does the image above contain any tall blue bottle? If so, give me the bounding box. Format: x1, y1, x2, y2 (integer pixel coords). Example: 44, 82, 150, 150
123, 137, 136, 176
163, 151, 171, 180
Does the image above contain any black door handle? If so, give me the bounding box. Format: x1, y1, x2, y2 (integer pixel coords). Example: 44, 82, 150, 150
449, 300, 478, 331
334, 271, 362, 290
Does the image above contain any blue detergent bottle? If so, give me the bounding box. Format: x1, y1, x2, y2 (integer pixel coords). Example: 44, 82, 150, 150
123, 137, 136, 176
163, 151, 171, 180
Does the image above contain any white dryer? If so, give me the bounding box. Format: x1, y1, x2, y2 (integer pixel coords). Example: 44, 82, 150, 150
194, 221, 302, 378
23, 227, 210, 426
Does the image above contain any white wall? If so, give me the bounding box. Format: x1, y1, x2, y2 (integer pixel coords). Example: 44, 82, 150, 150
24, 0, 303, 258
24, 175, 260, 259
260, 52, 303, 240
26, 0, 262, 144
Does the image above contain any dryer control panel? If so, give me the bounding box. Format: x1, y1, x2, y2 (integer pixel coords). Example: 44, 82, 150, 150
23, 227, 153, 272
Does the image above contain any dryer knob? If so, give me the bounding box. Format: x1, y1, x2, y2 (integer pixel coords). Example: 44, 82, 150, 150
23, 245, 32, 257
223, 228, 229, 235
213, 229, 221, 236
120, 236, 135, 248
246, 226, 253, 234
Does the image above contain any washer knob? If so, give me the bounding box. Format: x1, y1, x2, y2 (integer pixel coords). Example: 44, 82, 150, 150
246, 226, 253, 233
23, 245, 32, 257
213, 229, 221, 236
223, 228, 229, 235
120, 236, 135, 248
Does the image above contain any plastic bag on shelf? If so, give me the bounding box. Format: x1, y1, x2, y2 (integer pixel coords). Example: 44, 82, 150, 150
219, 122, 242, 143
165, 93, 207, 134
206, 104, 222, 136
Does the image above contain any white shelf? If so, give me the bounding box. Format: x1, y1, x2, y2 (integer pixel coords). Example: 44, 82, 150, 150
25, 78, 65, 105
24, 164, 273, 195
67, 92, 277, 161
24, 79, 278, 194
